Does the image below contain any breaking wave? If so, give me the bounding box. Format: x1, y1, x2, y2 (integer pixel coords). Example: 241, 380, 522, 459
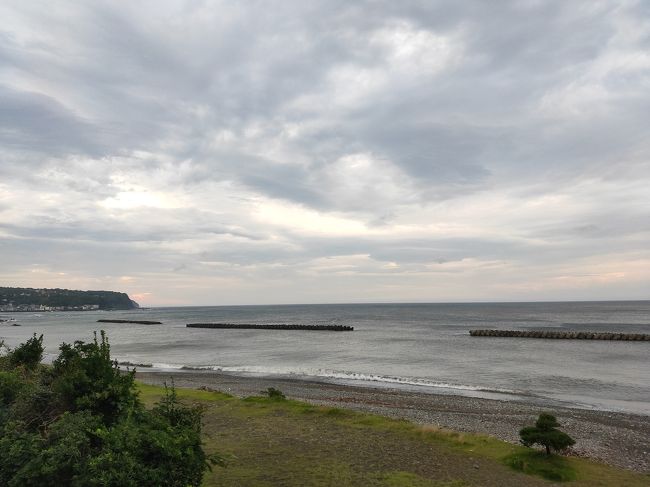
146, 363, 517, 395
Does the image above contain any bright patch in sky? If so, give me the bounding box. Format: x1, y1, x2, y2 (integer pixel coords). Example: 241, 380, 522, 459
100, 191, 178, 210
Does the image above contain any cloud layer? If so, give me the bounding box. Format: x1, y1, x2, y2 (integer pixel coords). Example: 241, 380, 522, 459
1, 0, 649, 305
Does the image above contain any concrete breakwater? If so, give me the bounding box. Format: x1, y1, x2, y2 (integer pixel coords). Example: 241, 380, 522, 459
187, 323, 354, 331
469, 329, 650, 340
97, 319, 162, 325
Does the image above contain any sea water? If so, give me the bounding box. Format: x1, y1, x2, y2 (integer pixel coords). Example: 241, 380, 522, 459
1, 301, 648, 415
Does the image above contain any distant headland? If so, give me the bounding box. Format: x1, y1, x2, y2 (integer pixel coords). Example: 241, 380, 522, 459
0, 286, 139, 312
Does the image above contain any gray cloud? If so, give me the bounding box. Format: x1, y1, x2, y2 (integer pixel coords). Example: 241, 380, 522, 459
0, 86, 106, 156
0, 0, 648, 304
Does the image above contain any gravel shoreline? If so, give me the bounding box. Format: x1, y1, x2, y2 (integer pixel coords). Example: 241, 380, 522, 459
136, 369, 650, 474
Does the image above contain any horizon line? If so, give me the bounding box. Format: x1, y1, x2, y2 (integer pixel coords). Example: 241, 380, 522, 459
141, 298, 650, 308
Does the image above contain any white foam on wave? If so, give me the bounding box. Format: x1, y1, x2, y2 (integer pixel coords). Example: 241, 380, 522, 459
314, 371, 516, 394
148, 363, 516, 395
151, 362, 185, 369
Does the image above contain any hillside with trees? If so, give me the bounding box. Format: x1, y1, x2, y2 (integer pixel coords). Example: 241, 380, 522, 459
0, 287, 138, 311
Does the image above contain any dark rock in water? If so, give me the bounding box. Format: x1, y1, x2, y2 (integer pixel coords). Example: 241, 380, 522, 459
97, 319, 162, 325
186, 323, 354, 331
118, 361, 153, 368
11, 323, 20, 326
469, 329, 650, 341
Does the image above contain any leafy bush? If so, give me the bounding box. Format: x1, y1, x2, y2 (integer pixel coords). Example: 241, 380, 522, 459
519, 413, 575, 455
0, 371, 24, 406
50, 331, 138, 425
264, 387, 286, 400
9, 334, 43, 371
0, 332, 219, 486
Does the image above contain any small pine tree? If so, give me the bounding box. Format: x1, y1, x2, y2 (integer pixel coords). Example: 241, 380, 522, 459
519, 413, 575, 455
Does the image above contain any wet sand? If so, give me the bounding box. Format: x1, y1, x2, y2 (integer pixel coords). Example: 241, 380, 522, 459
136, 369, 650, 474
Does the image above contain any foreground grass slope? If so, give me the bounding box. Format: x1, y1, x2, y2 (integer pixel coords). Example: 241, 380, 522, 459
138, 383, 649, 487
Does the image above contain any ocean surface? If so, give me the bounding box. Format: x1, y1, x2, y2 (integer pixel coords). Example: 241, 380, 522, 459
1, 301, 649, 415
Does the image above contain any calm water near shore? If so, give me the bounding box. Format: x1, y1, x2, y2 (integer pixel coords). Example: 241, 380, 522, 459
1, 301, 649, 415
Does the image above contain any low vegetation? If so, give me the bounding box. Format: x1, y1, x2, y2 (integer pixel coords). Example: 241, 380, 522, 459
0, 333, 217, 486
263, 386, 287, 400
138, 384, 649, 486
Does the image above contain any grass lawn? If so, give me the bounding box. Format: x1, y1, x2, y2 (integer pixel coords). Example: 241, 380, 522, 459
137, 383, 650, 487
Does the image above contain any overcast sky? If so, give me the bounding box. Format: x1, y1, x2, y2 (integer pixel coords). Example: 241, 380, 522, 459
1, 1, 649, 306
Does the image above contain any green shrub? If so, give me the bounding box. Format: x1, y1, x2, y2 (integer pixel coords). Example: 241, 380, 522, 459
0, 371, 23, 406
264, 387, 286, 400
50, 331, 138, 425
0, 419, 45, 487
0, 331, 219, 486
9, 334, 43, 371
0, 412, 99, 487
8, 381, 56, 433
81, 392, 212, 487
